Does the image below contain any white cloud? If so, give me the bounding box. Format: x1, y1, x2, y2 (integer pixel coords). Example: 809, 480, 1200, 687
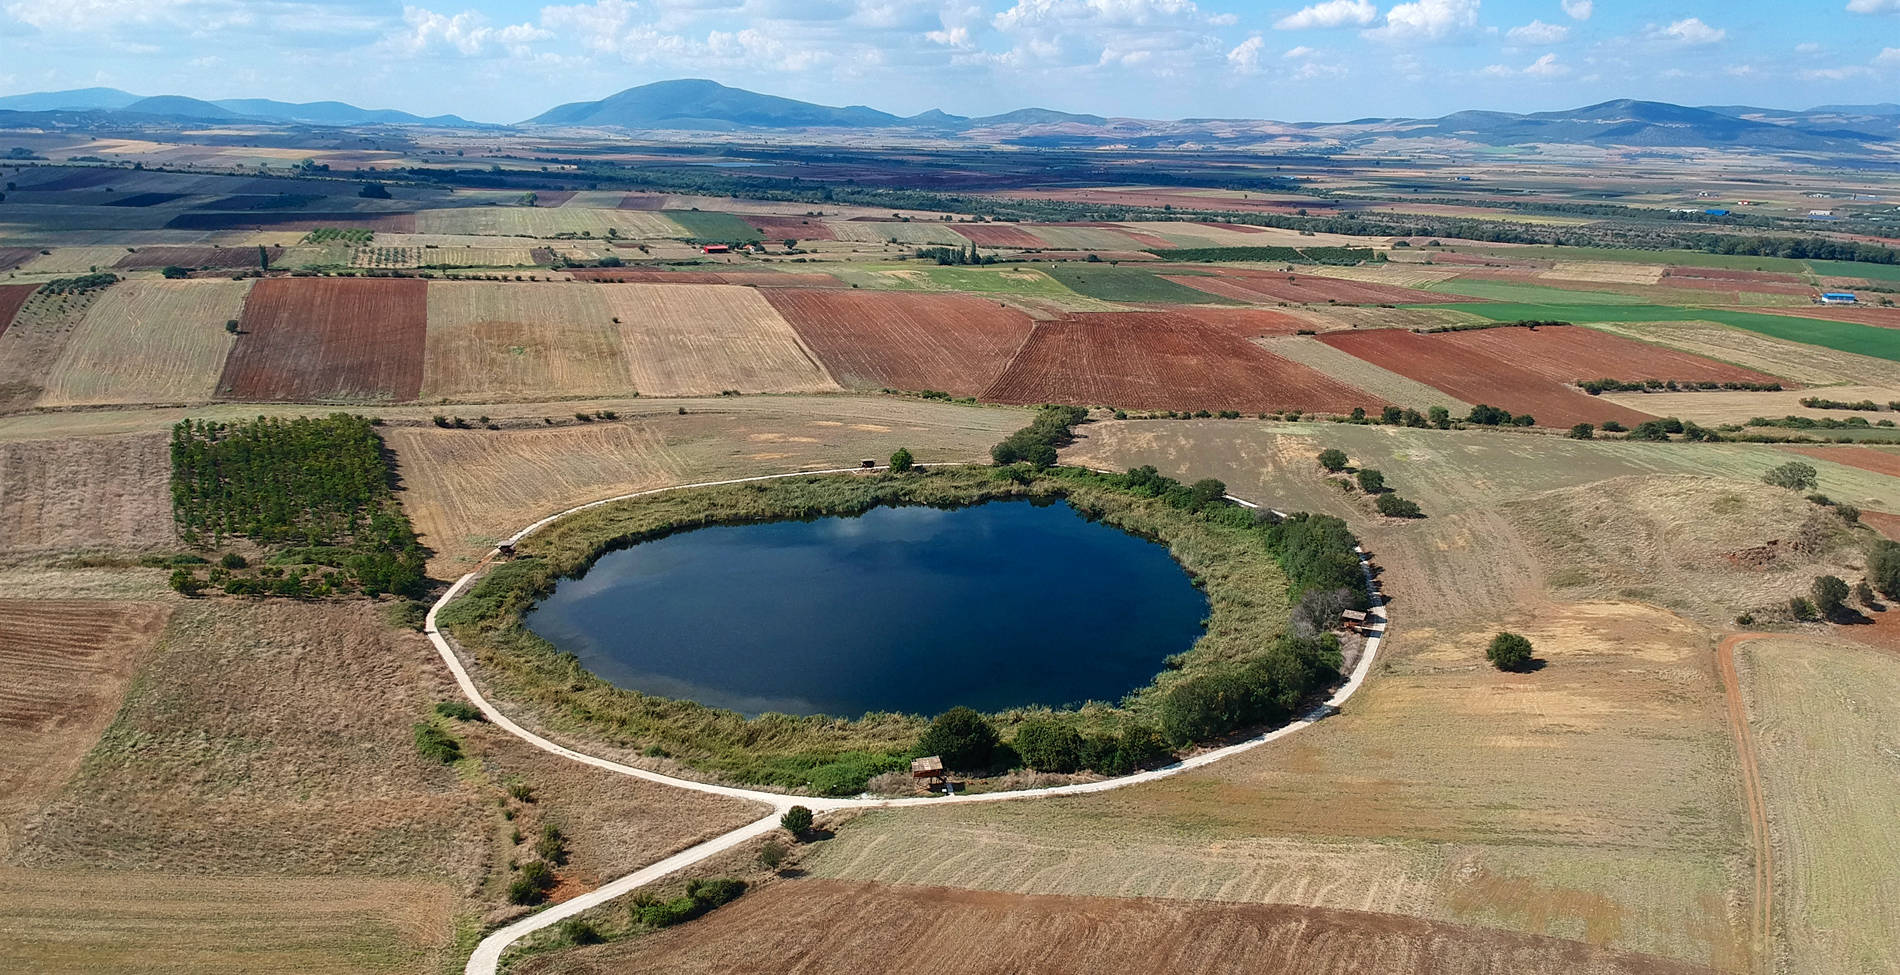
388, 6, 550, 57
1365, 0, 1482, 43
1227, 34, 1266, 71
1725, 64, 1757, 77
1648, 17, 1725, 46
987, 0, 1231, 73
1846, 0, 1900, 13
1273, 0, 1375, 30
1801, 65, 1874, 81
1482, 51, 1568, 78
1506, 19, 1568, 44
1560, 0, 1591, 20
1878, 47, 1900, 65
1795, 42, 1822, 54
1284, 44, 1316, 58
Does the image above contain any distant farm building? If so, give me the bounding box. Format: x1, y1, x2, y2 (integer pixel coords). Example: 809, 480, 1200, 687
1703, 208, 1730, 216
1819, 292, 1859, 305
701, 244, 731, 254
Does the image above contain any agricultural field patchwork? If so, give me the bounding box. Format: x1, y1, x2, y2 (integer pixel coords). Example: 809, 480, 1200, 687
41, 279, 247, 406
598, 284, 839, 396
764, 289, 1034, 395
219, 277, 427, 402
420, 282, 628, 401
1318, 329, 1654, 427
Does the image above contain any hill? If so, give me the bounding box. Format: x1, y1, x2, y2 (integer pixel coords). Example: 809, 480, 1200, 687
525, 79, 903, 129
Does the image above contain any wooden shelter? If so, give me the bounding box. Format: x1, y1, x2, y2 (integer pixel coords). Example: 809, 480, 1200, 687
911, 755, 947, 788
1339, 609, 1369, 634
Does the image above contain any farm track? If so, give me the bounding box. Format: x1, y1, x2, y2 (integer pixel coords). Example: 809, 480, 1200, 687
428, 465, 1389, 975
1715, 633, 1772, 975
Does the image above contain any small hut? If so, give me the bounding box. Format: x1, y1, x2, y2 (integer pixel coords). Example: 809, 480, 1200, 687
911, 755, 947, 790
1339, 609, 1369, 634
497, 540, 517, 559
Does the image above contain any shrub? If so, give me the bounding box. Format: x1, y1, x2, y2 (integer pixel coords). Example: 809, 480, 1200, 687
507, 861, 556, 905
1486, 632, 1533, 671
1428, 406, 1451, 429
1466, 404, 1514, 426
1315, 448, 1348, 472
160, 265, 189, 279
1762, 461, 1819, 491
915, 706, 999, 771
1812, 575, 1851, 619
535, 823, 569, 865
1600, 420, 1627, 433
687, 878, 746, 909
889, 447, 914, 473
1354, 468, 1385, 493
1870, 540, 1900, 598
168, 568, 203, 597
413, 723, 461, 763
990, 405, 1086, 467
1375, 494, 1422, 518
506, 781, 535, 802
1013, 719, 1085, 773
779, 805, 814, 837
1857, 580, 1878, 606
1568, 423, 1594, 440
758, 839, 787, 870
433, 700, 485, 722
557, 919, 602, 946
1788, 596, 1818, 621
220, 551, 248, 569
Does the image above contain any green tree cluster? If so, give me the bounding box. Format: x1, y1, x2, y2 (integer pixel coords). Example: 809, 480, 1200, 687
990, 405, 1087, 467
1157, 634, 1343, 745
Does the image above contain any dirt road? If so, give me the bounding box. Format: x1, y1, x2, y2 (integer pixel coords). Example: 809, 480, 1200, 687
1716, 633, 1773, 975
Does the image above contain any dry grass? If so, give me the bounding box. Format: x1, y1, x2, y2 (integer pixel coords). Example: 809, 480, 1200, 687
1735, 638, 1900, 975
0, 600, 171, 857
0, 286, 100, 410
1305, 264, 1467, 287
414, 208, 687, 238
384, 397, 1026, 571
0, 868, 459, 974
0, 432, 177, 559
825, 221, 967, 246
597, 284, 840, 396
1543, 262, 1666, 285
522, 878, 1720, 975
17, 245, 135, 274
1257, 335, 1474, 412
1598, 387, 1900, 427
40, 279, 247, 406
420, 282, 631, 401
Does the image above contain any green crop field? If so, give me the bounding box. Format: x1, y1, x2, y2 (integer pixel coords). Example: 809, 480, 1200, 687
1422, 302, 1900, 362
852, 264, 1083, 297
1807, 260, 1900, 284
1041, 264, 1239, 304
661, 210, 762, 242
1436, 245, 1820, 274
1423, 280, 1647, 305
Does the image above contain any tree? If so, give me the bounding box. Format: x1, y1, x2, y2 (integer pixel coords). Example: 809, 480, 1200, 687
1380, 405, 1403, 425
1568, 423, 1594, 440
1355, 468, 1385, 493
1486, 632, 1533, 671
168, 568, 203, 597
1428, 406, 1451, 430
1762, 461, 1819, 492
1316, 448, 1348, 472
1188, 477, 1227, 507
1013, 719, 1084, 773
1466, 404, 1513, 425
779, 805, 814, 837
1375, 493, 1422, 518
888, 447, 914, 473
915, 706, 999, 771
1871, 541, 1900, 599
1856, 580, 1878, 606
160, 265, 189, 279
1812, 574, 1851, 619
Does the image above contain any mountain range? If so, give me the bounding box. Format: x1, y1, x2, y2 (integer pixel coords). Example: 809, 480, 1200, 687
4, 79, 1899, 152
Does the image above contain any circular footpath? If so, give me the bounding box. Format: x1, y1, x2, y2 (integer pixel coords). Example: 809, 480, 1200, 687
426, 465, 1389, 974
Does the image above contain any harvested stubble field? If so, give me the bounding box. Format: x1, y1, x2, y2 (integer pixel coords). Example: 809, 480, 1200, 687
951, 224, 1049, 248
1435, 326, 1789, 387
1259, 336, 1474, 412
0, 248, 39, 272
420, 282, 630, 401
413, 207, 686, 238
825, 220, 967, 246
980, 312, 1380, 414
1305, 264, 1467, 288
598, 284, 839, 395
0, 283, 35, 334
220, 277, 427, 401
1318, 330, 1654, 427
1735, 639, 1900, 975
741, 215, 836, 240
40, 279, 247, 406
1164, 269, 1471, 306
1029, 224, 1168, 250
525, 879, 1721, 975
18, 245, 149, 274
0, 286, 104, 411
568, 269, 844, 288
386, 396, 1025, 569
764, 289, 1034, 396
1583, 321, 1900, 389
0, 433, 177, 557
1542, 261, 1665, 285
113, 245, 279, 270
0, 600, 171, 856
1599, 387, 1900, 427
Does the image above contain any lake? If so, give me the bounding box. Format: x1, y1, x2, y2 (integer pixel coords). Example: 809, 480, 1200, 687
524, 499, 1210, 718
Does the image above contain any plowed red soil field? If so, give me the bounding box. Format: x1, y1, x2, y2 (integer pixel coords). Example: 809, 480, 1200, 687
953, 224, 1048, 248
617, 194, 665, 210
981, 312, 1380, 414
1318, 329, 1654, 427
569, 269, 843, 287
765, 289, 1033, 396
218, 277, 427, 401
1781, 445, 1900, 479
1164, 306, 1315, 338
0, 285, 36, 337
530, 191, 576, 207
1438, 325, 1791, 385
742, 215, 837, 241
1165, 270, 1472, 305
116, 246, 283, 270
1654, 276, 1813, 298
0, 248, 36, 272
523, 879, 1721, 975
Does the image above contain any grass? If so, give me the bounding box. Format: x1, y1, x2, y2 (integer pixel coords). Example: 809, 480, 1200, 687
1041, 264, 1241, 304
1427, 303, 1900, 362
435, 466, 1295, 793
661, 210, 762, 243
1435, 244, 1818, 274
1807, 259, 1900, 284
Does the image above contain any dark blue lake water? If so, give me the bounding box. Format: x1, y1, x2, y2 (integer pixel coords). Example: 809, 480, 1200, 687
524, 499, 1210, 718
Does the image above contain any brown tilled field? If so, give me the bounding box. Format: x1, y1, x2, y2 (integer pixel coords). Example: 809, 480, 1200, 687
765, 289, 1035, 396
420, 282, 629, 401
952, 224, 1049, 248
0, 249, 37, 273
568, 269, 843, 287
1779, 444, 1900, 478
1164, 269, 1469, 305
0, 432, 177, 558
742, 215, 837, 240
41, 279, 248, 407
114, 245, 282, 270
1161, 305, 1313, 338
1437, 326, 1791, 386
0, 600, 171, 856
522, 879, 1719, 975
981, 312, 1381, 414
0, 283, 36, 334
1319, 329, 1654, 427
219, 277, 427, 401
598, 284, 839, 395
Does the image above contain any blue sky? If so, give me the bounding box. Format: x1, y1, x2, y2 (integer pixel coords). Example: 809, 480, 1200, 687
2, 1, 1896, 123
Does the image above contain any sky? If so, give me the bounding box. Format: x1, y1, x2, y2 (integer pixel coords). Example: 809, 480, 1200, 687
2, 0, 1898, 124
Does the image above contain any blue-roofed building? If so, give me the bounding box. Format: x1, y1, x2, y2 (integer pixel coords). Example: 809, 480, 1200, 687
1703, 208, 1730, 216
1819, 292, 1859, 304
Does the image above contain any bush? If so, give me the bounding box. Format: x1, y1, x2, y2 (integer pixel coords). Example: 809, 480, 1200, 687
1375, 493, 1422, 518
535, 823, 570, 865
558, 918, 602, 946
1812, 575, 1851, 619
433, 700, 485, 722
1568, 423, 1594, 440
168, 568, 203, 597
1857, 580, 1878, 606
1762, 461, 1819, 491
915, 706, 999, 771
1870, 540, 1900, 599
888, 447, 914, 473
1486, 632, 1533, 671
1013, 719, 1085, 773
507, 861, 556, 905
413, 722, 461, 763
507, 782, 535, 802
990, 405, 1086, 468
1788, 596, 1818, 621
220, 551, 248, 569
1354, 468, 1385, 493
1157, 634, 1342, 746
1601, 420, 1627, 433
758, 839, 788, 870
780, 805, 814, 837
1428, 406, 1451, 429
160, 265, 189, 279
1316, 448, 1348, 472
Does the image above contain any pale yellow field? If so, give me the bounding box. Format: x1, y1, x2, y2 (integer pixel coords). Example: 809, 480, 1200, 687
1585, 321, 1900, 389
40, 279, 247, 406
598, 284, 840, 396
0, 432, 179, 556
1542, 262, 1667, 285
420, 282, 631, 401
1118, 221, 1387, 249
1599, 385, 1900, 427
414, 207, 687, 238
351, 245, 539, 268
1257, 335, 1474, 411
1737, 638, 1900, 975
825, 220, 968, 246
17, 246, 134, 274
1304, 263, 1466, 287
